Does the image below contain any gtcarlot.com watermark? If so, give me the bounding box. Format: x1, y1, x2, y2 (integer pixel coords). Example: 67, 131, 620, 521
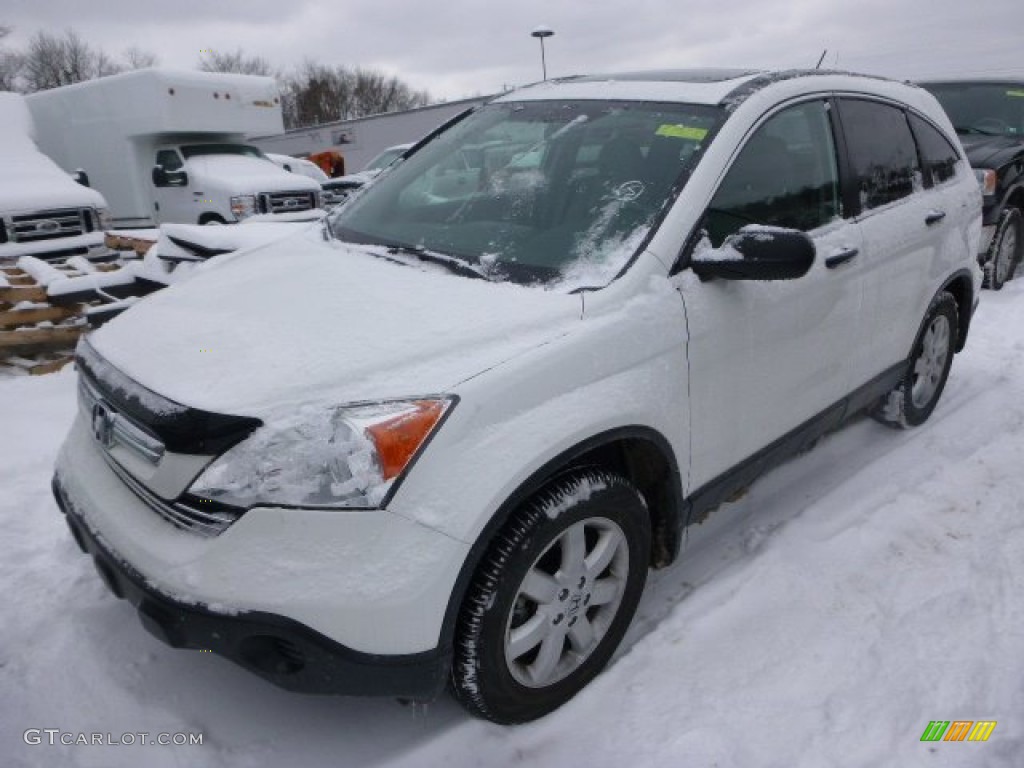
24, 729, 203, 747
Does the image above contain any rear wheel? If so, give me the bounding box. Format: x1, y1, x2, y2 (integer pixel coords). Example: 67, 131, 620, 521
983, 208, 1021, 290
451, 470, 650, 723
872, 292, 957, 429
199, 213, 226, 226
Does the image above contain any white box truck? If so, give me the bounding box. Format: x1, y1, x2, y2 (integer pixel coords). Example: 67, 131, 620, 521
26, 69, 321, 227
0, 92, 111, 263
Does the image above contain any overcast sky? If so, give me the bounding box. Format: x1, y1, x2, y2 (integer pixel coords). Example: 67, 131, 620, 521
4, 0, 1023, 102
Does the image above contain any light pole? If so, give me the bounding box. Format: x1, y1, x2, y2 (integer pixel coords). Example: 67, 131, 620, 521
531, 26, 554, 81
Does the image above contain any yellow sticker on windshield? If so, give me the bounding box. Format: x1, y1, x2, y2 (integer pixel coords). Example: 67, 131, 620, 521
656, 124, 708, 140
1007, 89, 1024, 98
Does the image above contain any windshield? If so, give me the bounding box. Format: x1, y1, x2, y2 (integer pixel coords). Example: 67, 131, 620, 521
922, 82, 1024, 137
181, 143, 266, 159
328, 100, 722, 286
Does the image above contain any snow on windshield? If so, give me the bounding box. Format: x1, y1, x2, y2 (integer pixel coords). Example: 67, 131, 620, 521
329, 100, 721, 290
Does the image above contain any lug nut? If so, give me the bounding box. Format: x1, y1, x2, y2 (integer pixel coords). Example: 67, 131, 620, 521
553, 613, 564, 625
558, 588, 569, 601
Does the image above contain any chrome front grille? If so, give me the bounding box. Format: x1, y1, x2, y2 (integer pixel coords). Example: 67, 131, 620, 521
259, 191, 316, 214
79, 377, 165, 465
8, 208, 88, 242
102, 456, 242, 537
78, 375, 242, 537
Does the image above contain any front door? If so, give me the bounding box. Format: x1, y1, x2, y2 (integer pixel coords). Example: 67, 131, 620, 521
678, 98, 866, 490
151, 148, 192, 225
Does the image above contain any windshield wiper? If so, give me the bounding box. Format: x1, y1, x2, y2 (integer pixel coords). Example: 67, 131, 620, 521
386, 244, 491, 281
954, 124, 999, 136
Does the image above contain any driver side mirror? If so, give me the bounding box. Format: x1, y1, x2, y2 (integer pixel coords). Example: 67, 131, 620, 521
71, 169, 91, 187
691, 226, 815, 281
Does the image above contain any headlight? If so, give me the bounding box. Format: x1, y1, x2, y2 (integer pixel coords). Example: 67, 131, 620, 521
188, 397, 453, 509
974, 168, 997, 197
94, 207, 111, 231
230, 194, 258, 220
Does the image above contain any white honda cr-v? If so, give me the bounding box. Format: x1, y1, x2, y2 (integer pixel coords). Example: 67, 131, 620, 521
53, 68, 982, 723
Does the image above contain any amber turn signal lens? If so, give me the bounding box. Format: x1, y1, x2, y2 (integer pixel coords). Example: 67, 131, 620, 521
366, 400, 447, 480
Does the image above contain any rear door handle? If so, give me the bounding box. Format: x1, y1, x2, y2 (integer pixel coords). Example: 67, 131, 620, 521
825, 247, 859, 269
925, 210, 947, 225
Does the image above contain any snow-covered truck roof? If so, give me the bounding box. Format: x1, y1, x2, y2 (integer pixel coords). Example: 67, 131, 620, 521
0, 91, 38, 147
25, 68, 284, 137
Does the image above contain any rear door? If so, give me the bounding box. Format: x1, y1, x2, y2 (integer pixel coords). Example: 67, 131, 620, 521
680, 97, 866, 489
834, 98, 947, 373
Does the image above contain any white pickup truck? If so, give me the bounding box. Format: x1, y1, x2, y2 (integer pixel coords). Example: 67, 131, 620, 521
0, 92, 110, 263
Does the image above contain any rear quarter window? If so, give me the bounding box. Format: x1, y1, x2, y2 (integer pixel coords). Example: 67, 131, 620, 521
908, 113, 962, 186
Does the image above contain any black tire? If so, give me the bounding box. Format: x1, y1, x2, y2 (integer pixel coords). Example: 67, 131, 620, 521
871, 292, 958, 429
982, 208, 1021, 290
451, 469, 651, 724
199, 213, 227, 226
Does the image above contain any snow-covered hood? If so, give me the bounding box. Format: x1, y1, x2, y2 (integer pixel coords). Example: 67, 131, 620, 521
0, 143, 107, 213
183, 154, 321, 195
91, 230, 582, 415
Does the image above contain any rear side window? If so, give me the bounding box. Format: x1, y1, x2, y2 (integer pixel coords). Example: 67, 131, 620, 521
839, 99, 921, 212
909, 113, 961, 186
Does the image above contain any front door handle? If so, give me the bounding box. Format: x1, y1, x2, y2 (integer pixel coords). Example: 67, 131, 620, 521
925, 210, 947, 225
825, 247, 859, 269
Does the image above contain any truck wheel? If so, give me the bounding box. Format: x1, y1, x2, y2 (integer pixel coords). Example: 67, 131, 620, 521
983, 208, 1021, 290
871, 292, 957, 429
199, 214, 226, 226
451, 469, 650, 724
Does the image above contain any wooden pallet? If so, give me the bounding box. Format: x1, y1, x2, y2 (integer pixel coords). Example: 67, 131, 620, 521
105, 232, 157, 257
1, 264, 93, 375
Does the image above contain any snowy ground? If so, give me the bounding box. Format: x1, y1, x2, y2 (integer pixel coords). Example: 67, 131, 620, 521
2, 280, 1023, 768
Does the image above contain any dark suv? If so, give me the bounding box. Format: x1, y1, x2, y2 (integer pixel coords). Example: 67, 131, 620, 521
919, 80, 1024, 289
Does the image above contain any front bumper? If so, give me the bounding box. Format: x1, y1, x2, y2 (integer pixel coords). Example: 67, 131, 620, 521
52, 414, 471, 697
0, 231, 108, 263
52, 476, 448, 698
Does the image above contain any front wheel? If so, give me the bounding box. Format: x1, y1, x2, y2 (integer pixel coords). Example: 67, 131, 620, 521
872, 292, 958, 429
451, 470, 650, 723
983, 208, 1021, 290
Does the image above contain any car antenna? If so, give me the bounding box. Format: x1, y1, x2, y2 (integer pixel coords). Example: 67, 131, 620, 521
815, 49, 828, 69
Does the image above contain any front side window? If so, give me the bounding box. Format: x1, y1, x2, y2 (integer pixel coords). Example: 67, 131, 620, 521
839, 99, 921, 212
909, 113, 961, 186
329, 100, 723, 286
156, 149, 183, 171
705, 100, 841, 246
921, 82, 1024, 137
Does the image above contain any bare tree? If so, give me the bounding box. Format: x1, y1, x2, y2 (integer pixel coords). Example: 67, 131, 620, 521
21, 29, 123, 91
198, 49, 272, 76
123, 46, 158, 70
280, 61, 430, 129
0, 23, 23, 90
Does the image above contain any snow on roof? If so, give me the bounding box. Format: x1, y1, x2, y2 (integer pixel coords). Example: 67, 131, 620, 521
501, 68, 911, 110
501, 69, 763, 105
0, 92, 37, 144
